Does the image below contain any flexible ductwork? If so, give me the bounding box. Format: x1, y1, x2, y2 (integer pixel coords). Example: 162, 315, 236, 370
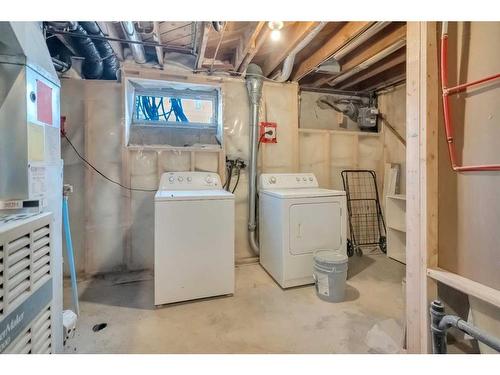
272, 22, 327, 82
246, 64, 264, 255
120, 21, 146, 64
71, 24, 104, 79
79, 22, 120, 80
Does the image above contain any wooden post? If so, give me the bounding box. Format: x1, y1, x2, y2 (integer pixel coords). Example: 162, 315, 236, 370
405, 22, 439, 354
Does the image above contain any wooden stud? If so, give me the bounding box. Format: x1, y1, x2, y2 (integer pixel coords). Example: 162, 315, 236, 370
427, 268, 500, 309
405, 22, 439, 354
196, 22, 211, 70
152, 21, 164, 67
261, 22, 318, 77
338, 51, 406, 90
291, 22, 372, 81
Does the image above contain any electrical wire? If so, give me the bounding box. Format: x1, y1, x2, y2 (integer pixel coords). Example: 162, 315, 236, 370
62, 133, 156, 192
231, 168, 241, 194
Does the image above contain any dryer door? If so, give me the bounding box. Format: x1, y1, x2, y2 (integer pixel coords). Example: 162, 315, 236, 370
289, 201, 341, 255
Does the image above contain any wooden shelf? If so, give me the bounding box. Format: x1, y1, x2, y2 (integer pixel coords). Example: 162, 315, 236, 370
386, 194, 406, 264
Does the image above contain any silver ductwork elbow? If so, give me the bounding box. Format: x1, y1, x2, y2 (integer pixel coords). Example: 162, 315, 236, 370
245, 64, 264, 255
120, 21, 146, 64
272, 22, 327, 82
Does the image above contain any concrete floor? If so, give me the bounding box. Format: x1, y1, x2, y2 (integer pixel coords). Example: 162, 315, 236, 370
63, 253, 406, 354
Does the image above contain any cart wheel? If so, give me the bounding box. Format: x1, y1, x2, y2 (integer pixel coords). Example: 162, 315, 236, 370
355, 246, 363, 257
347, 239, 354, 257
379, 236, 387, 253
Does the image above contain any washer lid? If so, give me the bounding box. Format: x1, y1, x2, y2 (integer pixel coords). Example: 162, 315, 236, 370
155, 189, 234, 201
260, 188, 346, 199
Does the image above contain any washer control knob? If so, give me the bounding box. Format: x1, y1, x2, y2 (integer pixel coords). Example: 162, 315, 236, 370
309, 177, 313, 182
178, 176, 183, 182
168, 176, 175, 183
270, 176, 277, 184
296, 177, 300, 182
302, 177, 307, 181
206, 176, 213, 184
187, 177, 192, 182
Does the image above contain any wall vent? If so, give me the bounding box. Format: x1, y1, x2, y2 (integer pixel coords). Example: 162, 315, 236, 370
0, 213, 53, 354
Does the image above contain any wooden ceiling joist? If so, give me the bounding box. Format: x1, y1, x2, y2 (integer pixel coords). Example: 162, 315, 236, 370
337, 48, 406, 90
237, 26, 271, 73
196, 22, 211, 69
153, 22, 164, 66
351, 62, 406, 92
261, 22, 318, 77
312, 23, 407, 88
234, 22, 266, 72
291, 21, 373, 81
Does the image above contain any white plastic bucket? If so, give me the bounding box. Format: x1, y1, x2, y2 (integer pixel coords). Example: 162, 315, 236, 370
313, 249, 348, 302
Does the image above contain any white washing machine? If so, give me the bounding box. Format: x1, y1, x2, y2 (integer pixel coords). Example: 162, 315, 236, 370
259, 173, 347, 288
154, 172, 234, 305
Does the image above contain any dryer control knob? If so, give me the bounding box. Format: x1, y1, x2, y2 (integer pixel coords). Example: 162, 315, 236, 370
309, 177, 313, 181
270, 176, 277, 184
296, 177, 300, 182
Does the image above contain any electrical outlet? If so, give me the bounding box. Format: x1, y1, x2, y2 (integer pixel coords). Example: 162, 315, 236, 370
259, 122, 277, 143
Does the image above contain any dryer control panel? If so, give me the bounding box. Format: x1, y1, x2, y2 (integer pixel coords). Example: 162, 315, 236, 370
259, 173, 319, 190
158, 172, 222, 190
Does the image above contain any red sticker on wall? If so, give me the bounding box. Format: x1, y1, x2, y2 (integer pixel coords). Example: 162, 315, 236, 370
36, 80, 53, 125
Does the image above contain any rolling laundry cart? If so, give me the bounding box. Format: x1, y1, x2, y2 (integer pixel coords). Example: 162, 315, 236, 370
341, 170, 386, 257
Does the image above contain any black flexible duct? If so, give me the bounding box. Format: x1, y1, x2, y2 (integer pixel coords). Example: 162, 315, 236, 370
79, 22, 119, 80
71, 24, 104, 79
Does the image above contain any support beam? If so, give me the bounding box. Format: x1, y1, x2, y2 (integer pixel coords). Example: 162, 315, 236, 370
291, 21, 372, 81
196, 22, 211, 69
234, 22, 266, 71
152, 22, 163, 67
237, 27, 271, 73
312, 23, 406, 87
427, 268, 500, 309
405, 21, 439, 354
261, 22, 318, 77
348, 62, 406, 92
338, 50, 405, 90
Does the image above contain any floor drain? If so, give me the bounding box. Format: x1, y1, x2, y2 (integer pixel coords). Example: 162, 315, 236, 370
92, 323, 107, 332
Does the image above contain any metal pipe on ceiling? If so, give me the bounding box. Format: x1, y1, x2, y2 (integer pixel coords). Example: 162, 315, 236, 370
45, 28, 194, 54
330, 22, 391, 61
328, 39, 406, 87
120, 21, 146, 64
272, 22, 328, 82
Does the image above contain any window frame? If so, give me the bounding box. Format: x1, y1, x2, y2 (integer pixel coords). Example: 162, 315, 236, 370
131, 86, 220, 130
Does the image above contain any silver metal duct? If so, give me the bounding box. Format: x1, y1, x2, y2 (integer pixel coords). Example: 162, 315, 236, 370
272, 22, 327, 82
120, 21, 146, 64
245, 64, 264, 255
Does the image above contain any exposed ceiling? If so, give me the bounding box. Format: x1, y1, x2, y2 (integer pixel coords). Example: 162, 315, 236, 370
44, 21, 407, 93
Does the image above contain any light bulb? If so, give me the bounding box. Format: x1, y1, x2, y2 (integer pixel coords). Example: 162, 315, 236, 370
271, 29, 281, 41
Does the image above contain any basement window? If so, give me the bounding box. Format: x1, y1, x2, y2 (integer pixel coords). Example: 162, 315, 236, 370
125, 77, 222, 148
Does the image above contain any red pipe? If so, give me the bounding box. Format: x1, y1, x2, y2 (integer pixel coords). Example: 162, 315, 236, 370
440, 24, 500, 172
